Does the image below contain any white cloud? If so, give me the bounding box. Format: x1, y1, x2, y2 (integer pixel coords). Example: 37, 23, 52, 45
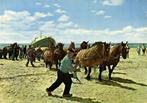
102, 0, 123, 6
40, 21, 56, 29
53, 3, 61, 8
44, 4, 50, 8
136, 27, 147, 33
123, 26, 134, 32
57, 15, 69, 22
0, 10, 147, 43
57, 22, 78, 29
104, 15, 112, 19
34, 12, 53, 18
0, 10, 54, 43
96, 10, 105, 16
35, 2, 42, 6
34, 12, 47, 18
55, 9, 66, 14
36, 2, 50, 8
92, 10, 111, 19
39, 21, 147, 43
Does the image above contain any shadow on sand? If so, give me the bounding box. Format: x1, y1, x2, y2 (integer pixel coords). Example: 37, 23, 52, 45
96, 79, 136, 91
50, 95, 101, 103
0, 72, 50, 80
95, 76, 147, 91
112, 77, 147, 87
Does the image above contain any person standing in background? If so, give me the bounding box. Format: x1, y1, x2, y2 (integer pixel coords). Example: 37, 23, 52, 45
136, 45, 141, 55
26, 45, 35, 67
142, 44, 146, 55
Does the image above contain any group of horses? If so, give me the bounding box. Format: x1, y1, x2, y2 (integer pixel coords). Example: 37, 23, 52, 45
43, 42, 66, 69
0, 41, 129, 81
43, 41, 130, 81
0, 43, 27, 60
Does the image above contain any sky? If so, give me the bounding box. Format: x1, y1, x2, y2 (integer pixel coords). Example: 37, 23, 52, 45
0, 0, 147, 43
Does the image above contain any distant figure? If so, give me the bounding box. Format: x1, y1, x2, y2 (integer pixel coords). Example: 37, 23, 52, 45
136, 45, 141, 55
23, 45, 27, 58
126, 42, 130, 58
2, 47, 8, 59
26, 45, 35, 67
36, 46, 43, 61
12, 43, 20, 61
19, 46, 24, 59
142, 44, 146, 55
0, 49, 3, 59
46, 49, 75, 97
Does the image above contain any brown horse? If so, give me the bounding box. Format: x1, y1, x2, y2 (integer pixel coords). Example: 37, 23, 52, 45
99, 42, 129, 81
43, 42, 56, 69
80, 41, 89, 50
54, 43, 66, 69
74, 42, 110, 79
79, 41, 89, 74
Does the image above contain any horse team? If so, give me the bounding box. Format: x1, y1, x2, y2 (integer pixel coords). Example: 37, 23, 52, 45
0, 41, 129, 81
43, 41, 129, 81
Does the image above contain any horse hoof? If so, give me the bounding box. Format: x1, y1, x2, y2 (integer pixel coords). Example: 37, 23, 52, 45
109, 78, 112, 80
98, 78, 102, 81
86, 76, 91, 80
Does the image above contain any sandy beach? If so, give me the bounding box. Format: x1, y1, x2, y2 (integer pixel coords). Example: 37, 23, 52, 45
0, 48, 147, 103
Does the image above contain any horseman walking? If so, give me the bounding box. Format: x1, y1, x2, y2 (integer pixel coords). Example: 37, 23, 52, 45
26, 45, 35, 67
46, 48, 75, 97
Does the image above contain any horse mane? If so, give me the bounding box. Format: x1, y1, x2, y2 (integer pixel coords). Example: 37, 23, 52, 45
110, 43, 122, 57
87, 45, 97, 53
92, 41, 103, 47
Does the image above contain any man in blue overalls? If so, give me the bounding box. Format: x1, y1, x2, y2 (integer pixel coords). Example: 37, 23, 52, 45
46, 48, 75, 97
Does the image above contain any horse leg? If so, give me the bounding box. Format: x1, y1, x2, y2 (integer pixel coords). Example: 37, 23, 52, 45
49, 62, 52, 69
108, 65, 112, 80
84, 67, 87, 75
86, 67, 91, 80
109, 65, 116, 80
98, 65, 105, 81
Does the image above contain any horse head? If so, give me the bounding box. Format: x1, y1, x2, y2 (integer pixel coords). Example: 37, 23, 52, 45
121, 41, 129, 59
103, 42, 111, 58
80, 41, 89, 49
56, 43, 64, 49
48, 42, 56, 50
